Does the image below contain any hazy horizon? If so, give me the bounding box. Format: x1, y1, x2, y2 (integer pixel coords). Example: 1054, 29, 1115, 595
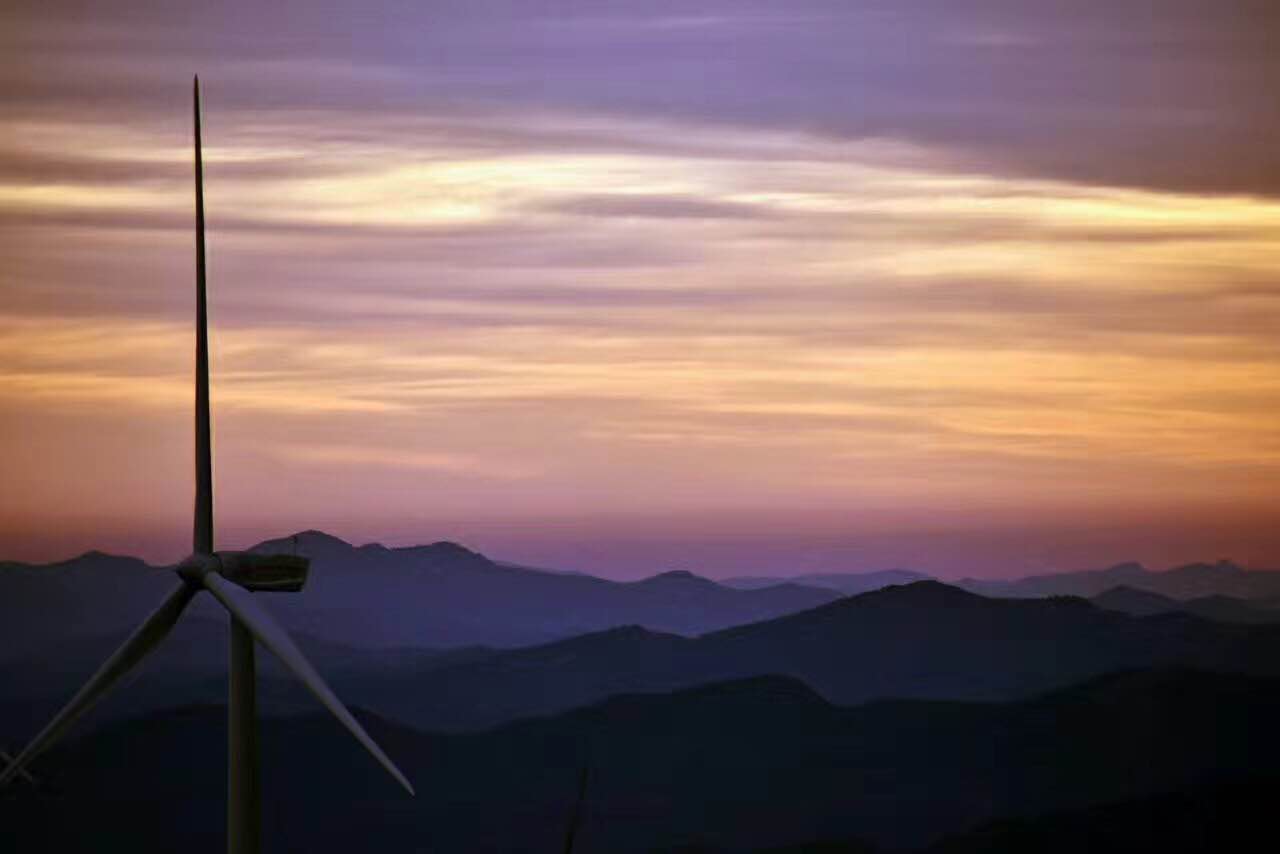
3, 513, 1274, 582
3, 1, 1277, 576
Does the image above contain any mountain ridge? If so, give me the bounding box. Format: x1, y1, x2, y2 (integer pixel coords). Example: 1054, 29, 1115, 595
7, 667, 1279, 853
336, 579, 1280, 732
0, 529, 842, 655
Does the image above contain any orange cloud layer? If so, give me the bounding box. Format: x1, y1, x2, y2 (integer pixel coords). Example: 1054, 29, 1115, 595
1, 88, 1278, 572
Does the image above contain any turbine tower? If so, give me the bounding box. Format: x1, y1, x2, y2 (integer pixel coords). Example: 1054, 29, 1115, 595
0, 77, 414, 853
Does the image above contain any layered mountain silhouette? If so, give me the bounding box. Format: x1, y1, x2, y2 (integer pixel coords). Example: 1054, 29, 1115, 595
0, 614, 489, 739
11, 575, 1280, 739
8, 536, 1277, 673
1091, 585, 1280, 624
0, 531, 840, 656
4, 669, 1277, 852
723, 568, 930, 594
0, 551, 175, 661
716, 558, 1280, 606
7, 536, 1280, 852
958, 559, 1280, 600
336, 580, 1280, 731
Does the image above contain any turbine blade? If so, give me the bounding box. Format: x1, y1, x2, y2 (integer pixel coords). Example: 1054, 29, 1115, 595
202, 572, 415, 795
0, 582, 198, 786
193, 74, 213, 555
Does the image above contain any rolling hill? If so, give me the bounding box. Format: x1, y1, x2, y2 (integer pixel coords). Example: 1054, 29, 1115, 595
5, 669, 1278, 852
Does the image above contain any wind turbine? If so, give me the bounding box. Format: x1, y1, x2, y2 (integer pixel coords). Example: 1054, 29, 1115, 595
0, 77, 414, 852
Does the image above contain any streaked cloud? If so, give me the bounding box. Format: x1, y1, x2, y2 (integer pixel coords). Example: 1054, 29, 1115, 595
0, 0, 1276, 574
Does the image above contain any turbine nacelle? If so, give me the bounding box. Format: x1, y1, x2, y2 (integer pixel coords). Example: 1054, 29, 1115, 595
178, 552, 310, 593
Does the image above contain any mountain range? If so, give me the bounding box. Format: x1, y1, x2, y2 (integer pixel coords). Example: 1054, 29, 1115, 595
339, 580, 1280, 731
722, 568, 930, 594
731, 559, 1280, 603
956, 559, 1280, 601
7, 533, 1280, 852
8, 532, 1279, 670
4, 669, 1277, 852
7, 545, 1280, 737
0, 530, 840, 656
23, 578, 1267, 739
1090, 585, 1280, 624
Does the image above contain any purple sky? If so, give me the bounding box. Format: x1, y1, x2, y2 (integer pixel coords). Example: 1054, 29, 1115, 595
1, 1, 1278, 578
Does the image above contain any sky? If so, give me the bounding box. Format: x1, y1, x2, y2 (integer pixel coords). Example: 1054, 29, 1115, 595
1, 0, 1278, 578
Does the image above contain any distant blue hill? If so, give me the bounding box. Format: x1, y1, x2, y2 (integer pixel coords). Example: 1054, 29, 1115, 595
724, 559, 1280, 602
0, 529, 840, 656
1091, 584, 1280, 624
722, 568, 931, 594
956, 558, 1280, 600
338, 580, 1280, 732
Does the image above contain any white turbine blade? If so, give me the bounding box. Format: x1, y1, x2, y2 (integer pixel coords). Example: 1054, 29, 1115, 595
0, 581, 197, 786
202, 572, 415, 795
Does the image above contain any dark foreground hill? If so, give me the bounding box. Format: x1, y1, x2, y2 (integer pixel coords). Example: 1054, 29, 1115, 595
923, 778, 1280, 854
346, 580, 1280, 730
4, 670, 1278, 853
747, 778, 1280, 854
0, 531, 840, 655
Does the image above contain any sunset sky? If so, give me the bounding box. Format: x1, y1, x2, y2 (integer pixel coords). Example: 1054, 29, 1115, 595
2, 1, 1277, 577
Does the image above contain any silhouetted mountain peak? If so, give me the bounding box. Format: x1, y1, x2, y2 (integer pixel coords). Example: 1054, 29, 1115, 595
247, 531, 501, 574
46, 551, 152, 572
1105, 561, 1148, 574
857, 579, 987, 607
956, 556, 1275, 601
250, 529, 354, 556
391, 540, 496, 572
421, 540, 481, 557
566, 623, 676, 644
723, 567, 932, 594
295, 529, 350, 546
463, 624, 677, 667
1089, 586, 1181, 618
1170, 559, 1245, 576
641, 569, 714, 585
